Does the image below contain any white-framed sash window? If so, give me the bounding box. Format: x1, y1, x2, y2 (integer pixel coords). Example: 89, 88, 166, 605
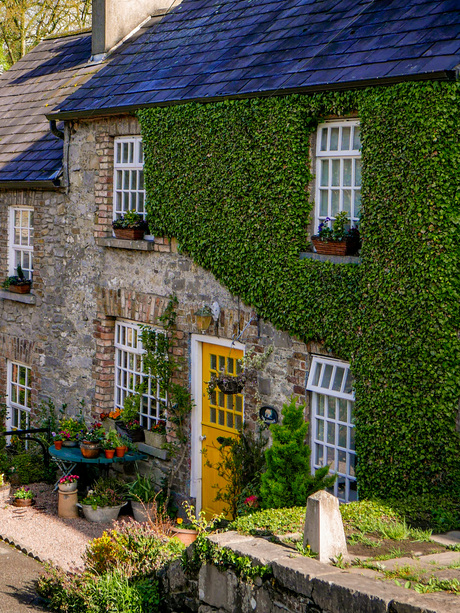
114, 319, 166, 429
113, 137, 146, 219
315, 120, 361, 231
307, 356, 357, 502
6, 361, 32, 430
9, 207, 34, 279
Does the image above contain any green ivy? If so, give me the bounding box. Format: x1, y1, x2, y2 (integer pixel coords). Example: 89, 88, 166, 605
138, 81, 460, 501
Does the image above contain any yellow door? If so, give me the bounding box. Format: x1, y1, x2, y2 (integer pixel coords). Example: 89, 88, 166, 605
201, 343, 244, 519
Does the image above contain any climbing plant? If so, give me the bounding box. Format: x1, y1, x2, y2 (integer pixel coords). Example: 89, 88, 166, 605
138, 81, 460, 500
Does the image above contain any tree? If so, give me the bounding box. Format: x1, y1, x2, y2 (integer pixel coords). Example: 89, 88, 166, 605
260, 397, 336, 508
0, 0, 91, 69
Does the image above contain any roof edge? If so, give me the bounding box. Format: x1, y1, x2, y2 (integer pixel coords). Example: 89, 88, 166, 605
47, 70, 456, 121
0, 180, 61, 190
45, 28, 91, 41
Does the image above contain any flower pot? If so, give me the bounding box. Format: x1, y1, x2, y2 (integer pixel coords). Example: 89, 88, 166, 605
216, 376, 245, 395
144, 430, 166, 449
131, 500, 156, 522
113, 228, 145, 240
79, 503, 126, 523
7, 284, 31, 294
105, 449, 115, 459
54, 440, 63, 450
80, 442, 100, 459
115, 446, 126, 458
311, 236, 360, 256
62, 440, 78, 448
58, 481, 78, 493
0, 484, 11, 503
172, 527, 198, 546
116, 421, 145, 443
13, 498, 34, 507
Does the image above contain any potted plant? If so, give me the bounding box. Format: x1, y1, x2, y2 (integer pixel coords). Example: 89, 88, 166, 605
58, 475, 79, 493
80, 422, 105, 458
311, 212, 361, 256
112, 211, 147, 240
53, 432, 63, 450
128, 474, 158, 522
103, 430, 120, 459
13, 486, 35, 507
79, 476, 127, 522
115, 389, 145, 443
2, 265, 32, 294
0, 474, 10, 503
144, 420, 167, 448
207, 346, 273, 397
59, 414, 87, 447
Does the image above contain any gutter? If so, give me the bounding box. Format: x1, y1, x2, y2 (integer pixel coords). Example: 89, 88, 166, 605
0, 180, 61, 190
46, 70, 456, 121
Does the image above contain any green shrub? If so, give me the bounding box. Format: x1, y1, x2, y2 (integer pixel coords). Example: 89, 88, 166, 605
230, 506, 305, 536
260, 398, 335, 508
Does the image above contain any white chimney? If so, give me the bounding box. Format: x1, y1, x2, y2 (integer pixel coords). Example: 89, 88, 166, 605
92, 0, 179, 60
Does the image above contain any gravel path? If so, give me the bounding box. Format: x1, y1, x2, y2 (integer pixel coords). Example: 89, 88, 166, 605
0, 483, 115, 571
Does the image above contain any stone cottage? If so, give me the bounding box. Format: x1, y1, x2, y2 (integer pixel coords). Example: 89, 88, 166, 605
2, 0, 460, 514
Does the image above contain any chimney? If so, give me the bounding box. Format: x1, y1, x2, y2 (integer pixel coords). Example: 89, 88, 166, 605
92, 0, 178, 60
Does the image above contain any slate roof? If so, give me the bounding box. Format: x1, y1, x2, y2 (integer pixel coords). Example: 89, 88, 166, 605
0, 32, 95, 184
51, 0, 460, 119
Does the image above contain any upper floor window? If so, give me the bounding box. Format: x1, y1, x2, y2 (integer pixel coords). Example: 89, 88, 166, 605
113, 137, 146, 220
307, 356, 357, 503
316, 120, 361, 230
9, 207, 34, 279
114, 319, 166, 430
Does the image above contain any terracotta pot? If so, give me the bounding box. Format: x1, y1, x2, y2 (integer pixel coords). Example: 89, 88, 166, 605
311, 236, 360, 256
115, 446, 126, 458
7, 284, 31, 294
144, 430, 166, 448
113, 228, 145, 240
172, 527, 198, 546
58, 481, 78, 493
80, 442, 100, 459
54, 440, 63, 450
105, 449, 115, 459
13, 498, 34, 507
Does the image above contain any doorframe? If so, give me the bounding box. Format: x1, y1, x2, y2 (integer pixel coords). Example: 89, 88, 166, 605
190, 334, 245, 513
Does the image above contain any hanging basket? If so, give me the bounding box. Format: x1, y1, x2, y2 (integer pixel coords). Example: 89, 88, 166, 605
216, 376, 246, 395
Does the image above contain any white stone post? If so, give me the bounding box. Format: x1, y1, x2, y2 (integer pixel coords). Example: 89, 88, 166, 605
303, 490, 348, 563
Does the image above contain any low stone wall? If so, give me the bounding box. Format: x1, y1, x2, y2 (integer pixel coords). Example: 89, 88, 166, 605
161, 532, 458, 613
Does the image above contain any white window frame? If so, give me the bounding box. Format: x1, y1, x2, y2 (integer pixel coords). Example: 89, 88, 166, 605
9, 207, 34, 279
113, 137, 146, 220
315, 119, 361, 232
6, 361, 32, 431
307, 356, 357, 503
114, 319, 166, 430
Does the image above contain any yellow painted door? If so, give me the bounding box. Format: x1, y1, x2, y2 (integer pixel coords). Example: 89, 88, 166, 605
201, 343, 244, 519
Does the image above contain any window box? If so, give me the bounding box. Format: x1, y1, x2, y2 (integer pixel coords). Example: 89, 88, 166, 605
5, 283, 32, 294
113, 227, 145, 240
311, 236, 360, 256
144, 430, 166, 449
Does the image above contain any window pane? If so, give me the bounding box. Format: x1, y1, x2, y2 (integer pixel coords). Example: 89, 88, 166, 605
353, 126, 361, 150
331, 191, 340, 216
316, 420, 324, 441
319, 190, 328, 217
330, 127, 339, 151
341, 126, 350, 150
317, 394, 325, 416
327, 422, 335, 445
321, 364, 333, 388
354, 159, 362, 187
320, 128, 327, 151
316, 444, 324, 466
331, 160, 340, 186
313, 362, 321, 386
353, 191, 361, 219
343, 190, 351, 215
332, 367, 345, 391
320, 160, 329, 187
338, 398, 347, 422
343, 159, 352, 186
327, 397, 335, 419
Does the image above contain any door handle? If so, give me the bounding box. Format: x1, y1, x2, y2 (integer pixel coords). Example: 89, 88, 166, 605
199, 435, 207, 441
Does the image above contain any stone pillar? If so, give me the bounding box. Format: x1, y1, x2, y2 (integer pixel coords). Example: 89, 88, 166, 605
58, 490, 78, 518
303, 490, 348, 563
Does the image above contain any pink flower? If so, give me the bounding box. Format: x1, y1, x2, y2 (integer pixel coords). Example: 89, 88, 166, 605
244, 495, 259, 508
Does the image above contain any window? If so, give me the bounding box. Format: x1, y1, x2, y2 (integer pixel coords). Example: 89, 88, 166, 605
316, 120, 361, 230
307, 356, 357, 502
7, 361, 32, 430
113, 137, 146, 219
114, 320, 166, 429
9, 207, 34, 279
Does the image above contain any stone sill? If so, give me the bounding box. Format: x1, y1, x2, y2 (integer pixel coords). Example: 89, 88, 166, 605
96, 237, 156, 251
0, 289, 36, 304
137, 442, 169, 461
300, 252, 361, 265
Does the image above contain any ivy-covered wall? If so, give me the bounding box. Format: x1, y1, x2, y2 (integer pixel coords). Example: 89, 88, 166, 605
138, 81, 460, 500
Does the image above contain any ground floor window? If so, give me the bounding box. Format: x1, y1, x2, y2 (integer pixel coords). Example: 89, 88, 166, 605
7, 361, 32, 430
307, 356, 357, 502
114, 319, 166, 429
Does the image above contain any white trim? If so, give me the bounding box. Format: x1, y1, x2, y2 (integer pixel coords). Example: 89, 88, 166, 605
190, 335, 245, 512
113, 136, 146, 220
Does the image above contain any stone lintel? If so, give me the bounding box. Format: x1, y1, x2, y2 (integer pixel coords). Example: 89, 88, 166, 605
96, 237, 157, 251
